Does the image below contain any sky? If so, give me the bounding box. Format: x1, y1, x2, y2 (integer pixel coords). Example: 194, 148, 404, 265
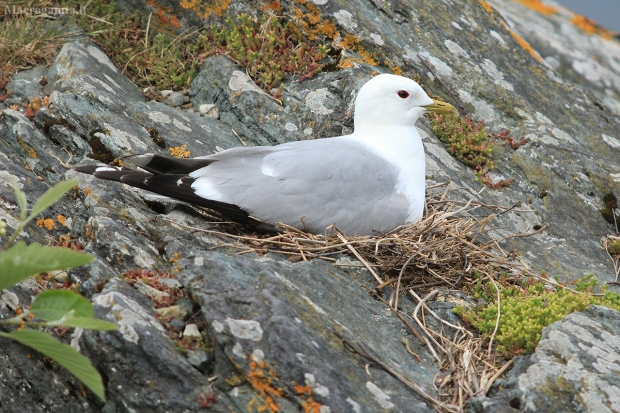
553, 0, 620, 33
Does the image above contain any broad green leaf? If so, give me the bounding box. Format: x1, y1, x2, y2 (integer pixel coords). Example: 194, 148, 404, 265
30, 290, 93, 321
0, 242, 93, 291
22, 178, 79, 227
0, 329, 106, 401
47, 316, 118, 331
10, 176, 28, 221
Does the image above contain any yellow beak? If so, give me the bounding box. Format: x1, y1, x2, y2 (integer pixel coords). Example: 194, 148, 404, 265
423, 99, 458, 115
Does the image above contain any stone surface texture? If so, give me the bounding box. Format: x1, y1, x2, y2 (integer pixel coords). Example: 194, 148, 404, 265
0, 0, 620, 412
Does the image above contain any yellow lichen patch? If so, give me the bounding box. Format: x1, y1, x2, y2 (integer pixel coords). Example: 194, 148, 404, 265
338, 34, 359, 50
36, 218, 56, 230
571, 15, 616, 39
514, 0, 557, 15
337, 57, 363, 69
57, 215, 67, 227
337, 35, 378, 67
386, 61, 403, 76
16, 137, 37, 158
169, 252, 182, 264
180, 0, 200, 8
169, 144, 191, 158
508, 29, 543, 62
247, 356, 283, 412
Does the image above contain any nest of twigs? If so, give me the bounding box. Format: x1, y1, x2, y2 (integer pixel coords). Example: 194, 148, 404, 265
166, 182, 534, 412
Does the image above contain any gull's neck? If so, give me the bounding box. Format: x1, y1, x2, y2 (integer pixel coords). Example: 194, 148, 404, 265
346, 123, 427, 223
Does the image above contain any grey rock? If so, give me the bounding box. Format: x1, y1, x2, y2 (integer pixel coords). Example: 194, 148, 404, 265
186, 349, 211, 373
82, 278, 237, 412
183, 323, 201, 338
177, 251, 438, 412
155, 304, 188, 320
166, 91, 185, 107
5, 66, 47, 102
158, 277, 182, 289
160, 89, 173, 97
199, 103, 219, 118
169, 318, 186, 330
468, 306, 620, 413
0, 0, 619, 411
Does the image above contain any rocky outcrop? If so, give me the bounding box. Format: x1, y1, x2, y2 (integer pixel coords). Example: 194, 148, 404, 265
1, 0, 620, 412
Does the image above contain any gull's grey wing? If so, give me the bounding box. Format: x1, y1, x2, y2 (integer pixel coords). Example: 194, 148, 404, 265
191, 138, 410, 235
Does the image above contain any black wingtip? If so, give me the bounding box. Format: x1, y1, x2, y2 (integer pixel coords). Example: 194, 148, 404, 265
73, 165, 99, 175
124, 154, 215, 175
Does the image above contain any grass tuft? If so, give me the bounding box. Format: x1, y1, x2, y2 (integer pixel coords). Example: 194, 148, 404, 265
0, 7, 79, 80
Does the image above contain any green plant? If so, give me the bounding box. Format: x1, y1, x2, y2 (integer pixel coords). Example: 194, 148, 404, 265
61, 0, 202, 90
199, 13, 330, 98
0, 177, 117, 401
454, 274, 620, 357
430, 113, 494, 177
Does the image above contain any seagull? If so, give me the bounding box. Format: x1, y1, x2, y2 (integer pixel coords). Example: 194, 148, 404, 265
75, 74, 456, 235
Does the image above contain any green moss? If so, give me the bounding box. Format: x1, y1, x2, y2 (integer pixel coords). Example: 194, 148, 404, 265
198, 14, 329, 98
454, 274, 620, 357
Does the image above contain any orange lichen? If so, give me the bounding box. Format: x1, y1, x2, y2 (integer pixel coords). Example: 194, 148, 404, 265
571, 15, 616, 39
294, 385, 323, 413
294, 385, 312, 396
476, 0, 495, 14
386, 61, 403, 76
36, 218, 56, 230
180, 0, 232, 18
169, 144, 191, 158
291, 2, 339, 42
301, 400, 322, 413
247, 356, 283, 412
337, 34, 378, 67
83, 188, 92, 196
261, 0, 281, 12
146, 0, 181, 29
337, 57, 362, 69
57, 215, 67, 227
338, 34, 359, 50
508, 29, 543, 62
515, 0, 557, 15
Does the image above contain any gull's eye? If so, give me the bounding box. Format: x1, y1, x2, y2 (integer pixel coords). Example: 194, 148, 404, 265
397, 90, 410, 99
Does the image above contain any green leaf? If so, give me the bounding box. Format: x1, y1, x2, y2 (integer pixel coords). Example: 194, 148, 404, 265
22, 178, 79, 227
47, 316, 118, 331
10, 176, 28, 221
30, 290, 93, 321
0, 242, 94, 291
0, 329, 106, 401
